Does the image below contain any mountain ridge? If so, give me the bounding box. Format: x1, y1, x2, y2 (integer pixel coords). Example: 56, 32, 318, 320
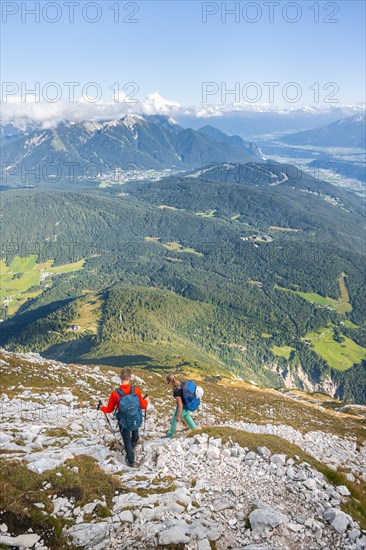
0, 116, 263, 184
280, 113, 366, 148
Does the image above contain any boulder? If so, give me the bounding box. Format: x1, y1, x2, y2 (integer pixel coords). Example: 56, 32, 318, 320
336, 485, 351, 497
157, 525, 190, 545
332, 511, 352, 533
171, 488, 192, 506
257, 446, 271, 459
245, 451, 257, 461
287, 522, 304, 532
70, 422, 83, 431
249, 504, 289, 535
82, 502, 97, 515
270, 454, 286, 467
194, 435, 208, 445
190, 518, 221, 541
198, 539, 211, 550
116, 510, 134, 524
67, 522, 109, 548
349, 529, 361, 541
303, 478, 317, 491
53, 497, 71, 515
112, 492, 142, 510
208, 437, 222, 447
294, 470, 307, 481
0, 534, 40, 548
323, 508, 352, 533
27, 458, 60, 473
231, 446, 240, 457
206, 446, 220, 460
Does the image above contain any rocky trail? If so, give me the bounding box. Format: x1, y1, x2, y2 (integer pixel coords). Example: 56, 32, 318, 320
0, 349, 365, 550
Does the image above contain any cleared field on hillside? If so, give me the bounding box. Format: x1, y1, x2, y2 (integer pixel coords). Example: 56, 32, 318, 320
271, 345, 295, 359
276, 272, 352, 314
145, 237, 204, 256
0, 256, 85, 316
46, 259, 85, 274
270, 226, 302, 232
338, 272, 353, 313
70, 294, 103, 335
195, 209, 216, 218
304, 328, 366, 371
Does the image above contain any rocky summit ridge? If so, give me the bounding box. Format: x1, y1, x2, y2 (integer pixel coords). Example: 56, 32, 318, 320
0, 349, 365, 550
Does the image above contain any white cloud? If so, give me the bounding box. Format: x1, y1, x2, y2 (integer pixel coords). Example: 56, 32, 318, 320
0, 92, 183, 127
1, 92, 365, 128
139, 92, 181, 115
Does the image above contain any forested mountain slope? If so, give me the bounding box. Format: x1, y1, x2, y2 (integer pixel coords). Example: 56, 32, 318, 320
1, 166, 365, 402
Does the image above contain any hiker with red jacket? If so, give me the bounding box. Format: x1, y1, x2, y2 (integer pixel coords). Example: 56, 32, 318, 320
101, 367, 150, 468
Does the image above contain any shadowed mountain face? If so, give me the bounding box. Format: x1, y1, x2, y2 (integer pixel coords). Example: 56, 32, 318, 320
0, 116, 263, 183
280, 114, 366, 148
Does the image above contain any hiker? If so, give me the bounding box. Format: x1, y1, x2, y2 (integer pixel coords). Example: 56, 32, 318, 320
165, 374, 197, 438
100, 367, 150, 467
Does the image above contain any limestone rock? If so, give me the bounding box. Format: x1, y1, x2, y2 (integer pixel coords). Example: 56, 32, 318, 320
336, 485, 351, 497
206, 446, 220, 460
304, 478, 317, 490
270, 454, 286, 467
157, 524, 190, 545
0, 534, 41, 548
245, 451, 257, 461
197, 539, 211, 550
249, 504, 289, 535
323, 508, 352, 533
257, 446, 271, 459
67, 522, 109, 548
116, 510, 134, 524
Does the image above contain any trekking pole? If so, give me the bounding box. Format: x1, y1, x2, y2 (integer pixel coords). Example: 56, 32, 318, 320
97, 400, 124, 457
141, 408, 147, 452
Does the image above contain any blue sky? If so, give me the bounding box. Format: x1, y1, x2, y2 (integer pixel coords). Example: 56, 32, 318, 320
1, 0, 365, 121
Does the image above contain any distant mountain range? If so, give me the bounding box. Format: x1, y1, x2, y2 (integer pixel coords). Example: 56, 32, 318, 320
0, 116, 262, 184
281, 114, 366, 148
175, 106, 366, 140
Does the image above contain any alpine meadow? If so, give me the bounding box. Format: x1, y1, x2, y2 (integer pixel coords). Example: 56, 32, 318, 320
0, 2, 366, 550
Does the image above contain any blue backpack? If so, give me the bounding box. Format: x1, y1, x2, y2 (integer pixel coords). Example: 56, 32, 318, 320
181, 380, 201, 412
115, 387, 142, 430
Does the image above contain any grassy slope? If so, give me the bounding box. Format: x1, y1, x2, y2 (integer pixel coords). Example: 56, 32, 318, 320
0, 256, 85, 316
1, 349, 365, 544
1, 190, 364, 400
304, 327, 366, 371
0, 457, 121, 549
276, 272, 353, 315
1, 350, 364, 443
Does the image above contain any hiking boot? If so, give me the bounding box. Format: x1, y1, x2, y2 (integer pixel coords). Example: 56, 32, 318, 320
162, 434, 173, 439
125, 457, 135, 468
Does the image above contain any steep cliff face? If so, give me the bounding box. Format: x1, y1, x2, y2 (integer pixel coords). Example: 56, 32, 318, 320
270, 360, 343, 399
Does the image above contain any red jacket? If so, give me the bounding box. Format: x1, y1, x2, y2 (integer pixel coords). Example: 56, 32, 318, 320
101, 384, 148, 414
